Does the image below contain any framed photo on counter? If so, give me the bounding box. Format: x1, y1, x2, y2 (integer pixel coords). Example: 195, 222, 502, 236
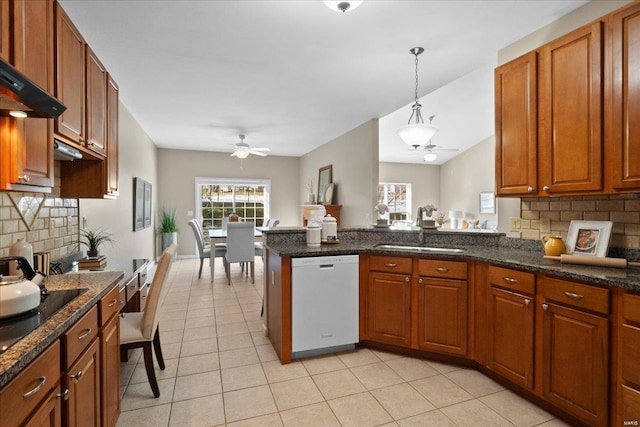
566, 220, 612, 257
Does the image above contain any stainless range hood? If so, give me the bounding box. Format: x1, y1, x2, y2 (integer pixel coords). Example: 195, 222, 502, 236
0, 58, 66, 119
54, 140, 82, 161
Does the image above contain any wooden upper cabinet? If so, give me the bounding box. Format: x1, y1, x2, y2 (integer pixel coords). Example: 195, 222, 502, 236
538, 21, 604, 194
495, 51, 538, 196
86, 46, 107, 157
0, 0, 9, 61
610, 2, 640, 191
11, 0, 55, 189
0, 0, 54, 192
106, 76, 119, 196
55, 2, 85, 148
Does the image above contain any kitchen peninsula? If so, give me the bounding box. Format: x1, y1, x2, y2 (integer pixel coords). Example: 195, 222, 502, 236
263, 227, 640, 427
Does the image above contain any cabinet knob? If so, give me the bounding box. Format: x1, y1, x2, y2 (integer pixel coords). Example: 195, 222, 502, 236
527, 186, 535, 193
542, 303, 549, 310
18, 174, 30, 182
418, 278, 423, 284
405, 276, 410, 282
543, 185, 551, 192
524, 298, 531, 306
70, 370, 83, 381
56, 389, 70, 401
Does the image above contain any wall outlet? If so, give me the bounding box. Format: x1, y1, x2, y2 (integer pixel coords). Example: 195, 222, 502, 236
540, 218, 551, 233
509, 217, 522, 232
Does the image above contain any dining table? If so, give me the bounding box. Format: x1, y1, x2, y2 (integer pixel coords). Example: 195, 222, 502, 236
207, 227, 263, 280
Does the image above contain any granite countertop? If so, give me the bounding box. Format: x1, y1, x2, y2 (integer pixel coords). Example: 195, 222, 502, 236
0, 271, 123, 388
265, 229, 640, 291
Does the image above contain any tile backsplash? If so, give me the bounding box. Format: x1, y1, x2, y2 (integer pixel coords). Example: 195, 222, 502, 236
520, 194, 640, 249
0, 192, 79, 260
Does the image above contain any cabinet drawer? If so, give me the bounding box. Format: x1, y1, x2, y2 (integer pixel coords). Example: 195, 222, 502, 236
98, 285, 120, 326
623, 385, 640, 424
0, 340, 61, 427
488, 265, 535, 295
418, 259, 467, 280
623, 323, 640, 386
63, 306, 98, 369
369, 255, 412, 274
124, 276, 138, 301
541, 277, 609, 314
624, 292, 640, 323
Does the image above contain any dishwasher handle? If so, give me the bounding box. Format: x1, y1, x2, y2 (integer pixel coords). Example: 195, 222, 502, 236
319, 264, 334, 269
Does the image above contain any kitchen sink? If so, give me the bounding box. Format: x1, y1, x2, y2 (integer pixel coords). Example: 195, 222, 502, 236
374, 244, 465, 253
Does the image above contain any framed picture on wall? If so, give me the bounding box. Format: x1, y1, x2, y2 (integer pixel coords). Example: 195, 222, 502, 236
143, 181, 152, 228
318, 165, 332, 204
133, 177, 145, 231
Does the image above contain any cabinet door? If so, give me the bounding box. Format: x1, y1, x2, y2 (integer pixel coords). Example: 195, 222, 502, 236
85, 46, 107, 157
24, 385, 63, 427
487, 287, 534, 389
64, 338, 101, 427
105, 76, 119, 196
54, 2, 85, 147
101, 315, 120, 427
367, 272, 411, 347
417, 277, 467, 356
610, 2, 640, 190
538, 21, 603, 194
542, 302, 608, 426
0, 0, 8, 61
11, 0, 54, 188
495, 51, 538, 196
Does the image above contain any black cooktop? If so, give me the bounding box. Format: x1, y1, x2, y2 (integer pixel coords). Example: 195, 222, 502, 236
0, 288, 86, 354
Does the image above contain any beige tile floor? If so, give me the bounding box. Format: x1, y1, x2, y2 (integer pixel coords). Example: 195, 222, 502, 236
116, 258, 572, 427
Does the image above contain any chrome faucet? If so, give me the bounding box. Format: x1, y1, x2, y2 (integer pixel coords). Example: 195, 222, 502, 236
418, 226, 425, 244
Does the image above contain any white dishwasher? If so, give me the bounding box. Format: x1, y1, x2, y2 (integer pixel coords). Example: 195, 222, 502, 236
291, 255, 359, 357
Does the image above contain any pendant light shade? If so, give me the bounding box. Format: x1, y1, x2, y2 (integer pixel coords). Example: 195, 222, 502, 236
324, 1, 362, 13
397, 47, 438, 148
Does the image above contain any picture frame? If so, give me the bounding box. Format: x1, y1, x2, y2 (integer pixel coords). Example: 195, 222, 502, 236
566, 220, 612, 257
318, 165, 333, 204
134, 177, 152, 231
479, 192, 495, 214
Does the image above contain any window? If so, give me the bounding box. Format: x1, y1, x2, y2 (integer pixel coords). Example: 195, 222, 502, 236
378, 183, 412, 222
196, 178, 270, 229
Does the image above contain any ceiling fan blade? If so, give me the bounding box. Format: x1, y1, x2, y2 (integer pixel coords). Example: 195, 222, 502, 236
251, 151, 268, 157
252, 147, 270, 152
437, 148, 459, 152
230, 151, 238, 157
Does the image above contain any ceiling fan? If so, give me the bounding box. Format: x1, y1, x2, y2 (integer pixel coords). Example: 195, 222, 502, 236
230, 134, 270, 159
409, 142, 459, 162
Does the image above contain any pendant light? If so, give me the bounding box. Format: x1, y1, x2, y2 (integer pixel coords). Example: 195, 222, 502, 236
423, 152, 437, 162
397, 47, 438, 148
323, 1, 362, 13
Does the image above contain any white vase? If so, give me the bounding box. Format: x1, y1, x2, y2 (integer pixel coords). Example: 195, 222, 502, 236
9, 238, 33, 276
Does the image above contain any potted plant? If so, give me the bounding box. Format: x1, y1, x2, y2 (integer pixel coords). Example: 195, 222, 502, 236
159, 209, 178, 251
79, 228, 115, 258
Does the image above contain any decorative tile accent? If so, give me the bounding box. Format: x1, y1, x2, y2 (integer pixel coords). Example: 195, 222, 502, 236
8, 193, 45, 230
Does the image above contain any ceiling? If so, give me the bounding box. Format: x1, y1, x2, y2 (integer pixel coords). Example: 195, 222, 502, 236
59, 0, 588, 164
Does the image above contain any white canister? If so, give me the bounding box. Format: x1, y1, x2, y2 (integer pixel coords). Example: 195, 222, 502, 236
306, 224, 322, 247
9, 238, 33, 276
322, 215, 337, 242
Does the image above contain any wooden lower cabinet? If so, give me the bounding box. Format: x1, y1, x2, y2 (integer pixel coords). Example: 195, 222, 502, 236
101, 315, 120, 427
64, 338, 101, 427
487, 287, 534, 389
25, 385, 63, 427
542, 302, 608, 426
367, 271, 412, 347
417, 277, 467, 356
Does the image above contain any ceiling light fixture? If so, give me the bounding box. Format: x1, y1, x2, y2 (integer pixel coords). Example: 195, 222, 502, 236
423, 152, 437, 162
323, 1, 362, 13
397, 47, 438, 148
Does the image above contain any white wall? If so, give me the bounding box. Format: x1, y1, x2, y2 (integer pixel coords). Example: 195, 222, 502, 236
300, 120, 379, 227
379, 162, 440, 222
79, 103, 158, 260
156, 149, 300, 257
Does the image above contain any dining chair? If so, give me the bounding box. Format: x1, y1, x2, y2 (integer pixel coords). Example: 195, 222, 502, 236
188, 219, 226, 280
224, 222, 256, 285
119, 244, 176, 398
255, 218, 279, 261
